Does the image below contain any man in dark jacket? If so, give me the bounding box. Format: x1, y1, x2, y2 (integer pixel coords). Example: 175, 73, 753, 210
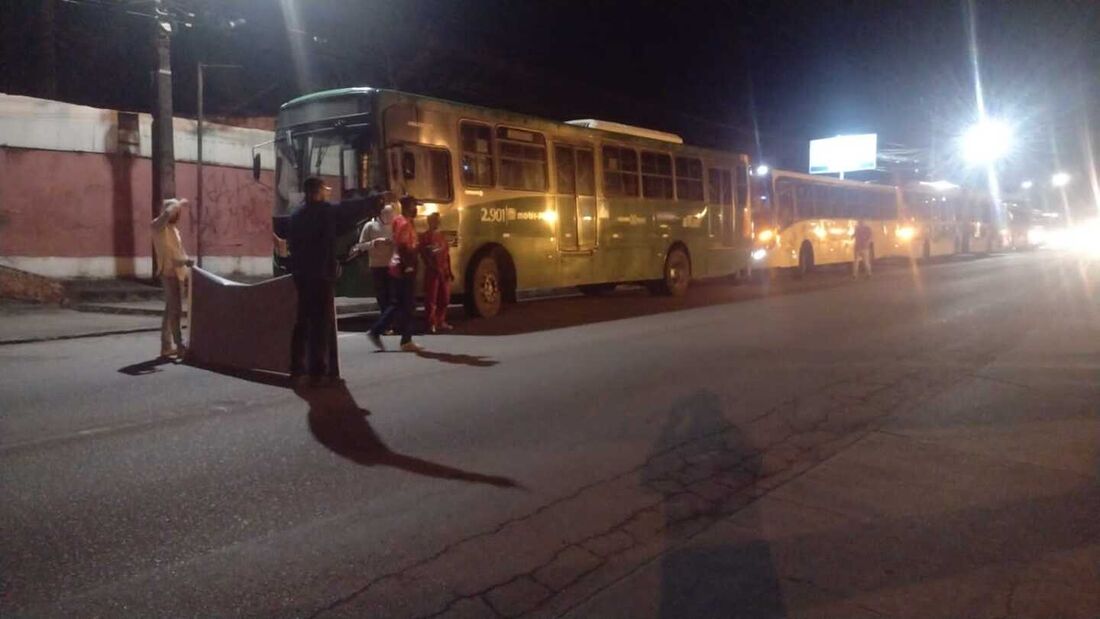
285, 177, 393, 384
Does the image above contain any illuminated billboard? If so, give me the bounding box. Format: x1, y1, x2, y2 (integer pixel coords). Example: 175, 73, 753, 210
809, 134, 878, 175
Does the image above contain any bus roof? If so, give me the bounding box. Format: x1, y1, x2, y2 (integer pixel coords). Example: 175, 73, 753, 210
770, 168, 896, 191
278, 86, 740, 158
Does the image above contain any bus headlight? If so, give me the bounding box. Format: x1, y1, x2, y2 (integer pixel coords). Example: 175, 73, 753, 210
896, 226, 916, 241
751, 248, 767, 261
756, 228, 775, 243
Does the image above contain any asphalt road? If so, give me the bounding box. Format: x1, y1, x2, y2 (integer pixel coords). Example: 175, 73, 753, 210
1, 252, 1098, 618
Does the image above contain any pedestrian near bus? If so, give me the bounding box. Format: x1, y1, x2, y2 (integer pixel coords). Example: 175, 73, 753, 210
368, 195, 423, 352
853, 219, 873, 278
287, 177, 341, 384
419, 212, 455, 333
151, 198, 193, 358
354, 203, 396, 316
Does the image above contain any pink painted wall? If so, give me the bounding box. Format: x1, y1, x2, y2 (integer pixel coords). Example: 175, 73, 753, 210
0, 147, 275, 259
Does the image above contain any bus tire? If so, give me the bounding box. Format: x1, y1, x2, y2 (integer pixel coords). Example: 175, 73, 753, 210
796, 242, 814, 278
650, 246, 691, 296
464, 251, 504, 318
579, 283, 616, 296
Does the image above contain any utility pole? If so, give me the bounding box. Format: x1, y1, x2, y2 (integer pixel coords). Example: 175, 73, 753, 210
151, 0, 176, 220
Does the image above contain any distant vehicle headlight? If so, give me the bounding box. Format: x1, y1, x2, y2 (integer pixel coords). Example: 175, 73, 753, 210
756, 228, 775, 243
751, 248, 767, 261
1028, 226, 1046, 246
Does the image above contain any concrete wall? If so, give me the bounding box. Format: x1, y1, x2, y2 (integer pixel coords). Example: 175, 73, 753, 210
0, 94, 278, 279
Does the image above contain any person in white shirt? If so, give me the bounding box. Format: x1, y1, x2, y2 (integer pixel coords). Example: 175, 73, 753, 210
151, 198, 193, 358
353, 204, 396, 315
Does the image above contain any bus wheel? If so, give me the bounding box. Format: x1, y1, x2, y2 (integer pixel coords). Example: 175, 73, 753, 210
579, 283, 616, 296
650, 246, 691, 296
465, 252, 503, 318
796, 243, 814, 278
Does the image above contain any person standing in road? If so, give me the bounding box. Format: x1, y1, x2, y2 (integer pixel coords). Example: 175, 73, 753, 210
853, 219, 873, 278
419, 212, 454, 333
354, 203, 396, 319
287, 177, 342, 385
151, 198, 193, 358
368, 195, 423, 352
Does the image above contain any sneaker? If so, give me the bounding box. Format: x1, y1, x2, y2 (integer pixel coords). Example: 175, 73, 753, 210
400, 341, 423, 353
384, 329, 396, 336
368, 332, 386, 351
160, 348, 179, 358
429, 325, 438, 334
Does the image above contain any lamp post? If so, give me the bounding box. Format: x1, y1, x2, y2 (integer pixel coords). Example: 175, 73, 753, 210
196, 63, 242, 269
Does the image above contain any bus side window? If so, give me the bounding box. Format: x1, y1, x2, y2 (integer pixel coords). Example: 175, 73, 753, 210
602, 145, 639, 197
777, 180, 795, 226
460, 121, 494, 187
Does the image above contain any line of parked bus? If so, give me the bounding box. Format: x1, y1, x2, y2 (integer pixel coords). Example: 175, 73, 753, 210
262, 86, 1028, 319
749, 170, 1019, 277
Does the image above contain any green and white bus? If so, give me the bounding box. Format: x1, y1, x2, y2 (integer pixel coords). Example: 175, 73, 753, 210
266, 87, 754, 317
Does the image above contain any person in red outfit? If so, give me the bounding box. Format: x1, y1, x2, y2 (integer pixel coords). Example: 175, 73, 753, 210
419, 212, 454, 333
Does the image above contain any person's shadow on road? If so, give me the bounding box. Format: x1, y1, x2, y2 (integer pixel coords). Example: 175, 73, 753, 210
415, 350, 498, 367
299, 383, 521, 489
118, 357, 179, 376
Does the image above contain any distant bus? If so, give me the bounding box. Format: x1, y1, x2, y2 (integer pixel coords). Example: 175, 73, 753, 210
899, 184, 965, 259
265, 87, 755, 317
899, 183, 1009, 257
751, 169, 908, 275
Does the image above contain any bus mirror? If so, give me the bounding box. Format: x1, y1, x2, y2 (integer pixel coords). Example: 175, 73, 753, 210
402, 151, 416, 180
252, 153, 261, 180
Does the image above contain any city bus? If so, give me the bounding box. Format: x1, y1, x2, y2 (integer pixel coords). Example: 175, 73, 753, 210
899, 182, 1005, 257
751, 169, 909, 275
263, 87, 755, 317
899, 183, 965, 259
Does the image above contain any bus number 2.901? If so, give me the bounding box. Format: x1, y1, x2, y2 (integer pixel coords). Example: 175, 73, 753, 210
481, 207, 509, 223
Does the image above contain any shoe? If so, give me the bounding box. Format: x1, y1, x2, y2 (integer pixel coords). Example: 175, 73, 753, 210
160, 348, 179, 358
429, 325, 438, 334
401, 341, 423, 353
439, 323, 454, 331
384, 329, 396, 336
368, 332, 385, 351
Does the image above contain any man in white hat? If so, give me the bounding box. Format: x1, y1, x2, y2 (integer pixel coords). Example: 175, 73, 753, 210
151, 198, 193, 357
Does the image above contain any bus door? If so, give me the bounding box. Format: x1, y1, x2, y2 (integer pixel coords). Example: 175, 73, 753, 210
554, 144, 597, 252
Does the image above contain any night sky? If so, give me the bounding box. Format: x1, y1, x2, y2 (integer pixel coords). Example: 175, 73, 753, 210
2, 0, 1098, 196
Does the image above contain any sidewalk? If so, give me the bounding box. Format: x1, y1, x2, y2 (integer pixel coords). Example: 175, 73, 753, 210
0, 301, 162, 345
0, 298, 379, 345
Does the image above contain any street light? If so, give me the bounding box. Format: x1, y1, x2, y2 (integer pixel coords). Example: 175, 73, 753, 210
1051, 172, 1071, 187
960, 118, 1014, 165
1020, 180, 1033, 190
754, 164, 770, 176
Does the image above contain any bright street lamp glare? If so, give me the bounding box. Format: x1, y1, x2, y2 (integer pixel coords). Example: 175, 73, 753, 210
755, 164, 770, 176
960, 119, 1013, 165
1051, 172, 1071, 187
1020, 180, 1033, 190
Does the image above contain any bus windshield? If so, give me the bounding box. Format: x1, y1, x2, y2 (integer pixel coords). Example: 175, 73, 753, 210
274, 128, 375, 216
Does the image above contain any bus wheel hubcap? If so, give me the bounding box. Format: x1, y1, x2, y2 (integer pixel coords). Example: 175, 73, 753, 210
481, 274, 499, 304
